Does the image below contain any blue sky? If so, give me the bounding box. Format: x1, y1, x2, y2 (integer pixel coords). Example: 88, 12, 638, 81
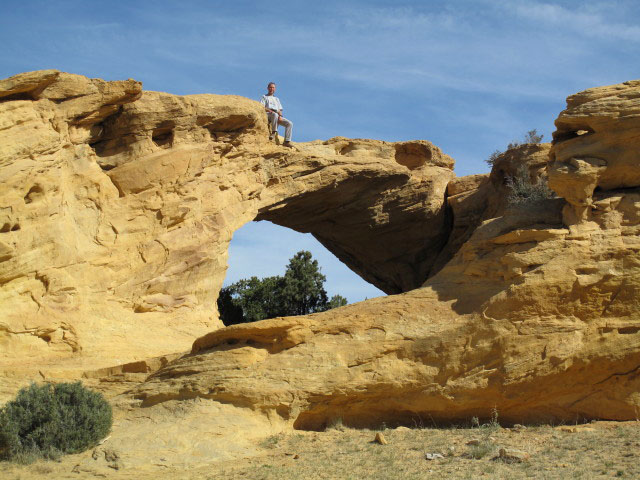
2, 0, 638, 302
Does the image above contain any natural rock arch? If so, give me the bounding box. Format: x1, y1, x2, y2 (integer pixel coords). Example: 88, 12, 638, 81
0, 71, 455, 377
1, 71, 639, 426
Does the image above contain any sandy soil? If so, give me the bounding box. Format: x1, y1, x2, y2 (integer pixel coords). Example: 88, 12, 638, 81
3, 417, 638, 479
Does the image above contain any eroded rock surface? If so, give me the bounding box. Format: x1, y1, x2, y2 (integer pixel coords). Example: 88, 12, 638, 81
549, 80, 640, 219
0, 70, 454, 384
133, 80, 640, 428
1, 71, 639, 447
435, 143, 553, 273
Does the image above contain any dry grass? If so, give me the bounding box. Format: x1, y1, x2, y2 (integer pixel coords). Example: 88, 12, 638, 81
2, 420, 638, 479
209, 421, 640, 480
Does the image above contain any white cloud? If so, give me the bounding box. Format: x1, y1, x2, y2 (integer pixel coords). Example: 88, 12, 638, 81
506, 0, 640, 42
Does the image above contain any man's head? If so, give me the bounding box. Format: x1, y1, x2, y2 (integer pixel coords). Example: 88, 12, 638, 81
267, 82, 276, 95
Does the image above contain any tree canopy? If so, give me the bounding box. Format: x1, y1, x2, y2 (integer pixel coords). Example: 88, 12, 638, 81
217, 250, 348, 325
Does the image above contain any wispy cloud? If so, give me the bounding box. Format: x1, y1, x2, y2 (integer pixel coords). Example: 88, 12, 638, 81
5, 1, 633, 100
1, 0, 637, 296
506, 0, 640, 42
114, 1, 635, 101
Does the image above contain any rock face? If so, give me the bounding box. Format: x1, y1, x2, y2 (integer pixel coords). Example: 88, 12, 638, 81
132, 80, 640, 427
436, 143, 552, 273
1, 71, 639, 432
549, 80, 640, 219
0, 70, 454, 382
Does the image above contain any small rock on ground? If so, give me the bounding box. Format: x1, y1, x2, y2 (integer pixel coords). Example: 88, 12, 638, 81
425, 453, 444, 460
496, 447, 530, 463
374, 432, 388, 445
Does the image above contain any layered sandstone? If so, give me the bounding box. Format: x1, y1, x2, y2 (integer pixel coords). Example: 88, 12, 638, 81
132, 80, 640, 429
1, 70, 639, 447
549, 80, 640, 226
0, 70, 454, 385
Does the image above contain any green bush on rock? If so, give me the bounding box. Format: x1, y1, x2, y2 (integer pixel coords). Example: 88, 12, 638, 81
506, 165, 555, 205
0, 382, 112, 462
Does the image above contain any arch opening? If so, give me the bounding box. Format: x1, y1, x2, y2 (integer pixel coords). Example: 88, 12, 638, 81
220, 220, 384, 324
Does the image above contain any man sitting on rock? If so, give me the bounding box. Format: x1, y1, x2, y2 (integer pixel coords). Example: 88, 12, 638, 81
260, 82, 293, 147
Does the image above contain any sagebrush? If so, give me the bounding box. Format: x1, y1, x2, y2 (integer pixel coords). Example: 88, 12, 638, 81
485, 129, 544, 167
0, 382, 112, 462
506, 165, 555, 205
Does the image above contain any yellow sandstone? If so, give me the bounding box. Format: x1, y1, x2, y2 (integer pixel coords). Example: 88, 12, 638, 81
0, 71, 639, 468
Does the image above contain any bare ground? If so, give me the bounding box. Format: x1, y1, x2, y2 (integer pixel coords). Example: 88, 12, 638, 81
3, 418, 638, 479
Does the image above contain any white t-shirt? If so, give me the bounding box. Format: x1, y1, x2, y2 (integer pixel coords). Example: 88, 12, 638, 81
260, 94, 283, 112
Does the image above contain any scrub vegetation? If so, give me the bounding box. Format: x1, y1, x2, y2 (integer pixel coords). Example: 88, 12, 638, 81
506, 165, 556, 205
0, 382, 112, 463
485, 129, 544, 168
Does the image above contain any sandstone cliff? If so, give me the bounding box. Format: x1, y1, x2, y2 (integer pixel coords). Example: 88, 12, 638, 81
0, 70, 454, 386
132, 79, 640, 428
1, 72, 639, 442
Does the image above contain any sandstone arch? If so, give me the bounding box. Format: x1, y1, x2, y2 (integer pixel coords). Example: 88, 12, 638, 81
1, 71, 639, 428
134, 78, 640, 427
0, 71, 454, 381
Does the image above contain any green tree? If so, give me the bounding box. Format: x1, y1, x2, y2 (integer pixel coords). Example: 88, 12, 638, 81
217, 250, 348, 325
280, 251, 328, 316
327, 294, 348, 310
223, 275, 286, 323
216, 284, 245, 325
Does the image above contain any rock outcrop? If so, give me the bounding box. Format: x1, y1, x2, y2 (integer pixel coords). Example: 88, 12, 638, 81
0, 70, 454, 383
1, 71, 639, 437
435, 142, 552, 273
132, 80, 640, 427
549, 80, 640, 221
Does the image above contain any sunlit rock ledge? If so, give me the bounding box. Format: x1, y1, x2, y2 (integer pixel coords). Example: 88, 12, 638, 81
1, 71, 639, 428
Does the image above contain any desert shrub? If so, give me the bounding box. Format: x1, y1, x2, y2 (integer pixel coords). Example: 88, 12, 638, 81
466, 439, 495, 459
506, 165, 555, 205
523, 129, 544, 144
485, 129, 544, 167
485, 149, 503, 168
0, 382, 112, 462
465, 408, 501, 459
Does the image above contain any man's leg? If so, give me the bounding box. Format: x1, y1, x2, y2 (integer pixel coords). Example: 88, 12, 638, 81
278, 117, 293, 142
266, 112, 278, 138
